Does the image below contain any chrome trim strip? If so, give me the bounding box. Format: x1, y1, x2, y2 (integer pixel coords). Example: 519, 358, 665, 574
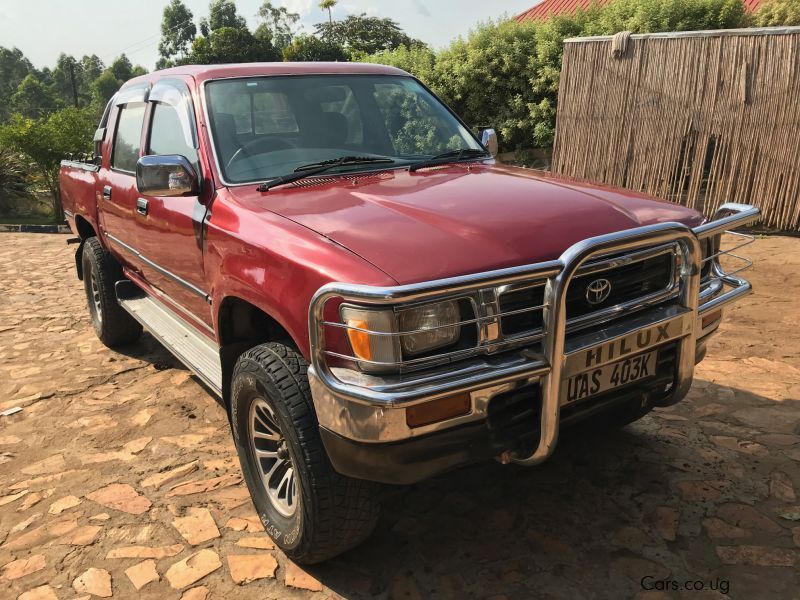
63, 210, 74, 219
693, 203, 760, 238
105, 232, 211, 303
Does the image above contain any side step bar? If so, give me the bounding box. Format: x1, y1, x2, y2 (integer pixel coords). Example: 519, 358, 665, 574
115, 281, 223, 396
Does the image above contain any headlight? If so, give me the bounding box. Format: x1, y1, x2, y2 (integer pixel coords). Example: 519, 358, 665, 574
398, 301, 461, 357
340, 300, 462, 371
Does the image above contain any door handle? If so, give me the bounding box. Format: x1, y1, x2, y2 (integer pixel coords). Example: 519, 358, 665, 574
102, 185, 112, 200
136, 198, 149, 216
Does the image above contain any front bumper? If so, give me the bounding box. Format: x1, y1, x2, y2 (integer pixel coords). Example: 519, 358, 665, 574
308, 203, 759, 482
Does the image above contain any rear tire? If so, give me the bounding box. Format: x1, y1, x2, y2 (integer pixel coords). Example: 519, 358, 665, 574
81, 237, 142, 347
230, 342, 379, 564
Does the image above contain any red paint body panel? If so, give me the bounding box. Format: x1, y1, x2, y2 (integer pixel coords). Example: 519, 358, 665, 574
60, 62, 705, 362
231, 162, 703, 285
203, 187, 395, 357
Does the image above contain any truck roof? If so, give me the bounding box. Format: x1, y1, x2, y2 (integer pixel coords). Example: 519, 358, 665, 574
123, 62, 410, 88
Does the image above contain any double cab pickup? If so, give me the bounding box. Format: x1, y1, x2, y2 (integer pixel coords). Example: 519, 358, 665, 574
60, 62, 760, 563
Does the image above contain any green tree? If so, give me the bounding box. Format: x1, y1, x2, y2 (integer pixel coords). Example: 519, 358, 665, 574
186, 26, 281, 64
319, 0, 337, 24
316, 14, 421, 55
158, 0, 197, 68
283, 34, 348, 62
52, 54, 82, 108
80, 55, 105, 83
11, 74, 60, 118
110, 54, 134, 81
753, 0, 800, 25
255, 1, 300, 51
0, 47, 34, 121
199, 0, 248, 36
92, 69, 122, 105
0, 107, 96, 220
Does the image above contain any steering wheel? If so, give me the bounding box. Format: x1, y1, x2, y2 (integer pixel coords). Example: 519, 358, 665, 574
226, 136, 296, 171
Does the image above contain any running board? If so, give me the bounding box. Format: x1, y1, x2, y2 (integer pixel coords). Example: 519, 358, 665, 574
115, 281, 223, 396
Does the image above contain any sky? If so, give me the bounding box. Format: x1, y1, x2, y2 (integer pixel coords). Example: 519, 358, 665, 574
0, 0, 539, 70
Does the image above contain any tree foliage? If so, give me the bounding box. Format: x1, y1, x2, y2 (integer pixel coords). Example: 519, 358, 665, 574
200, 0, 247, 36
256, 1, 301, 50
0, 108, 96, 218
319, 0, 337, 24
367, 0, 752, 151
11, 74, 60, 118
0, 47, 34, 122
186, 27, 282, 64
283, 34, 348, 62
316, 14, 422, 55
752, 0, 800, 25
158, 0, 197, 67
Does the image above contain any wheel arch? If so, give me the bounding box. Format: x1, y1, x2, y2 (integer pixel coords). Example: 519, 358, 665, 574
73, 214, 99, 280
216, 295, 300, 408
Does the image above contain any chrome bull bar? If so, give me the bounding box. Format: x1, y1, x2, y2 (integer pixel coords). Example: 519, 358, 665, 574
308, 203, 760, 465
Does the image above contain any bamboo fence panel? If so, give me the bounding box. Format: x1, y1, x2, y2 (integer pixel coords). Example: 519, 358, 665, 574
552, 27, 800, 230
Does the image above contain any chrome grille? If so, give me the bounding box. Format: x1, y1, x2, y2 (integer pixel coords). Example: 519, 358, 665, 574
499, 249, 675, 338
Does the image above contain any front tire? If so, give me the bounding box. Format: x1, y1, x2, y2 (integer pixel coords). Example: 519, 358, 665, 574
81, 237, 142, 347
230, 342, 379, 564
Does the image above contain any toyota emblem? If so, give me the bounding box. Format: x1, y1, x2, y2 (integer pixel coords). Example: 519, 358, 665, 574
585, 278, 612, 305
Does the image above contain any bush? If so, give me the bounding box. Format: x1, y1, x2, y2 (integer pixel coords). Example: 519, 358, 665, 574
283, 35, 348, 62
361, 45, 437, 82
752, 0, 800, 25
0, 147, 34, 213
364, 0, 751, 151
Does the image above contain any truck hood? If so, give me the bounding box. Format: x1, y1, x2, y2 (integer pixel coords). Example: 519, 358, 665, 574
230, 163, 704, 285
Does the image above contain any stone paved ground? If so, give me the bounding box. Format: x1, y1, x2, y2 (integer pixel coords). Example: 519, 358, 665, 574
0, 233, 799, 600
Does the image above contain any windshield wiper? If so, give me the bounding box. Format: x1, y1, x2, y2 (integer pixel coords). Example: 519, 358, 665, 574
257, 156, 395, 191
408, 148, 490, 173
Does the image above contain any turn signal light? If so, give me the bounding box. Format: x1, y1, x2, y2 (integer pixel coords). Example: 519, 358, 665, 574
406, 393, 471, 428
701, 310, 722, 329
345, 319, 372, 360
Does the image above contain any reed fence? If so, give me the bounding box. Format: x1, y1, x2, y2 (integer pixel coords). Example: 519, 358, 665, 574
552, 26, 800, 231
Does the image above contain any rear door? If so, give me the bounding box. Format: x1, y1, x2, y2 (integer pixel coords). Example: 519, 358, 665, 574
98, 84, 149, 271
132, 77, 213, 331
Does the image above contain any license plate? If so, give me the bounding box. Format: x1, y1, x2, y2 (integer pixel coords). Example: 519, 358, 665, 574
561, 351, 657, 404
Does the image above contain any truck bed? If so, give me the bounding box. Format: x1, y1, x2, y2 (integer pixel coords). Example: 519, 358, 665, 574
60, 160, 99, 225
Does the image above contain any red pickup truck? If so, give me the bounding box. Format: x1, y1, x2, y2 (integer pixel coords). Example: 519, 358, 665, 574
60, 62, 759, 563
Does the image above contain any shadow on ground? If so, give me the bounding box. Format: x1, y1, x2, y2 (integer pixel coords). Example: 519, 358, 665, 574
305, 380, 800, 599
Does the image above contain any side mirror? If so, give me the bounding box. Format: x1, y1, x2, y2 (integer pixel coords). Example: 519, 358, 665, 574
479, 128, 499, 157
136, 155, 199, 197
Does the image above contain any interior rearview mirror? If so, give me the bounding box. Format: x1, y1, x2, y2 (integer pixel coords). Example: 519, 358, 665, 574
136, 155, 199, 197
479, 127, 499, 157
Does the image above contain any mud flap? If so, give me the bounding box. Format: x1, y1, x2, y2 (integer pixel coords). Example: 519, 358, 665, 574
74, 238, 85, 280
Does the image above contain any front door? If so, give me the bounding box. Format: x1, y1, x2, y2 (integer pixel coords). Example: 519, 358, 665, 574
132, 77, 213, 332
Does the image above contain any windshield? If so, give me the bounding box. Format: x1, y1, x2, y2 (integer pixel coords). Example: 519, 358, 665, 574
205, 75, 484, 184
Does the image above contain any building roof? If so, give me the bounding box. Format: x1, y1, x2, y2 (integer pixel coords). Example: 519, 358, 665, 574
516, 0, 764, 22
